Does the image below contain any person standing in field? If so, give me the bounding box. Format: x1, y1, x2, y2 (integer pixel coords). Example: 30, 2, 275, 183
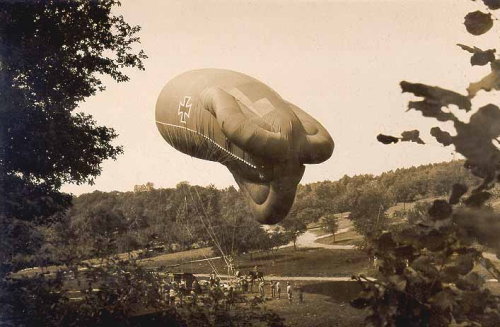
276, 281, 281, 299
209, 273, 215, 287
192, 279, 201, 295
259, 280, 265, 299
241, 277, 248, 293
160, 280, 169, 303
169, 286, 177, 306
190, 289, 197, 306
297, 285, 304, 303
286, 282, 292, 303
226, 286, 234, 310
270, 280, 276, 298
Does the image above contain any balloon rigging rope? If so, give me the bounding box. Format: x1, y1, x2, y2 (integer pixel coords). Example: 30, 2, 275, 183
156, 121, 241, 275
189, 187, 228, 264
175, 193, 221, 277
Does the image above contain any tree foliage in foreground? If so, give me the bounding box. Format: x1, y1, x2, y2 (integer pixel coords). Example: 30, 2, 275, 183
0, 0, 149, 325
354, 1, 500, 326
2, 255, 285, 327
0, 0, 146, 274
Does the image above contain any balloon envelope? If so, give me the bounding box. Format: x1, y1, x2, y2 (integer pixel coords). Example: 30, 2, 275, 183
156, 69, 334, 224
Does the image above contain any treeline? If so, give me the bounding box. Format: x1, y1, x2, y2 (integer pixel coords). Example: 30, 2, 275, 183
39, 182, 295, 266
41, 160, 478, 263
296, 159, 479, 213
290, 160, 479, 239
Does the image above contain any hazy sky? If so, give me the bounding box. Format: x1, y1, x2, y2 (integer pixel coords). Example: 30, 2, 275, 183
62, 0, 499, 195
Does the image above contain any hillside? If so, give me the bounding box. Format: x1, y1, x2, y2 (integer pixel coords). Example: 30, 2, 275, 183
41, 160, 480, 264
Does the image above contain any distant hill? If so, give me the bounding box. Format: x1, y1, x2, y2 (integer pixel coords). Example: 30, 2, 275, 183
50, 160, 479, 261
292, 160, 479, 214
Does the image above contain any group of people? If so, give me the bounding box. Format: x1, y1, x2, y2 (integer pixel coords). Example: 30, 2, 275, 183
233, 266, 304, 304
161, 273, 235, 309
160, 269, 305, 309
161, 278, 200, 306
260, 280, 303, 303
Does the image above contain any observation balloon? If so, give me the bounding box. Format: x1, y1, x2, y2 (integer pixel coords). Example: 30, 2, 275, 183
155, 69, 334, 224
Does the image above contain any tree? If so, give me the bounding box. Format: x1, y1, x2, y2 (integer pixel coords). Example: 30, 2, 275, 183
321, 214, 339, 243
353, 1, 500, 325
268, 227, 291, 252
210, 186, 272, 256
279, 211, 307, 250
348, 184, 391, 238
0, 0, 146, 273
295, 207, 324, 224
0, 1, 148, 325
392, 201, 431, 225
71, 206, 128, 257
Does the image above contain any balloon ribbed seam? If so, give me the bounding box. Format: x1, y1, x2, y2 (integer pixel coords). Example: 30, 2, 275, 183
156, 121, 257, 169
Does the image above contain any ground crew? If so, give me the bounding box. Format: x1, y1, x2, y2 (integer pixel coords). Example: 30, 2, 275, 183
259, 280, 265, 298
271, 281, 276, 298
287, 282, 292, 303
178, 283, 185, 306
169, 287, 176, 306
209, 273, 215, 287
224, 286, 234, 310
298, 286, 303, 303
190, 289, 197, 305
276, 281, 281, 299
241, 278, 248, 292
192, 279, 201, 295
160, 280, 170, 303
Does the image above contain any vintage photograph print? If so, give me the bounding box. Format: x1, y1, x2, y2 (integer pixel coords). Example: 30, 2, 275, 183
2, 1, 500, 326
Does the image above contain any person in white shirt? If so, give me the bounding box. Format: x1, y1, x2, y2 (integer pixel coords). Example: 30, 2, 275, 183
259, 281, 265, 298
169, 287, 177, 306
286, 282, 292, 303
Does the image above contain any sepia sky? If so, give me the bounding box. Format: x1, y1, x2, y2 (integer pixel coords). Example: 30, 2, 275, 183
62, 0, 499, 195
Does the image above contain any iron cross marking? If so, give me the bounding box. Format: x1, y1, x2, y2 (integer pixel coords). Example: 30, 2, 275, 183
178, 96, 192, 124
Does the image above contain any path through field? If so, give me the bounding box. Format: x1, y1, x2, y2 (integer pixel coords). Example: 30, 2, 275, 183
182, 227, 357, 267
193, 274, 360, 282
294, 228, 355, 250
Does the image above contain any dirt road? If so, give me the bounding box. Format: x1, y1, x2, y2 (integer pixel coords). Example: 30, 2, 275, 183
194, 274, 359, 282
294, 228, 355, 250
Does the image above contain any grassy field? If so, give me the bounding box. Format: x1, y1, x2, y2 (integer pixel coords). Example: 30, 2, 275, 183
18, 197, 500, 326
49, 246, 373, 326
309, 212, 352, 237
145, 246, 375, 278
261, 281, 365, 327
139, 246, 371, 326
136, 245, 375, 326
139, 247, 215, 268
315, 230, 362, 246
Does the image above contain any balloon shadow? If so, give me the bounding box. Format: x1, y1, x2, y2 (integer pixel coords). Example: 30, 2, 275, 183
301, 281, 362, 303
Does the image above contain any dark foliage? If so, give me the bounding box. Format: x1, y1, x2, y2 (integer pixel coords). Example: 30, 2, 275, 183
377, 134, 400, 144
464, 10, 493, 35
354, 2, 500, 326
458, 44, 496, 66
0, 0, 146, 274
